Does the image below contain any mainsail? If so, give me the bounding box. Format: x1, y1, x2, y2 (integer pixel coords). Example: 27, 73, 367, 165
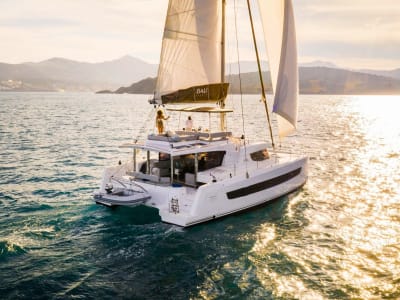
258, 0, 299, 138
155, 0, 298, 137
155, 0, 227, 105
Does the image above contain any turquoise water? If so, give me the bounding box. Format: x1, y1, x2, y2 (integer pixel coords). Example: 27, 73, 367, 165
0, 93, 399, 299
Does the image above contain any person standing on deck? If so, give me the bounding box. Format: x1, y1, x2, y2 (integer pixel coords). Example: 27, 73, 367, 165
185, 116, 193, 131
156, 110, 169, 134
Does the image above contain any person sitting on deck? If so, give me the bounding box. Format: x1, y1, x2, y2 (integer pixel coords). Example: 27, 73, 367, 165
156, 110, 169, 134
185, 116, 193, 131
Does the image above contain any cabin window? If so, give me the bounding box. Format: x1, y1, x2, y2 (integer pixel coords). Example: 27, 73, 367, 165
198, 151, 226, 171
139, 162, 146, 173
170, 154, 195, 174
250, 149, 270, 161
154, 153, 171, 173
159, 152, 170, 161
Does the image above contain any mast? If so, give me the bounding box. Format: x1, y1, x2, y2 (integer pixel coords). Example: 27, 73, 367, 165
219, 0, 226, 132
246, 0, 275, 148
221, 0, 226, 82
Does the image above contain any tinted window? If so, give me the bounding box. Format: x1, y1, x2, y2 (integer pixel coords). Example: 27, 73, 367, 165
198, 151, 226, 171
250, 149, 270, 161
159, 152, 170, 161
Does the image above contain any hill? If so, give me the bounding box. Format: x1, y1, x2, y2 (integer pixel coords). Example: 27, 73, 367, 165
114, 77, 156, 94
300, 67, 400, 94
0, 56, 157, 92
1, 56, 400, 94
359, 68, 400, 80
110, 66, 400, 95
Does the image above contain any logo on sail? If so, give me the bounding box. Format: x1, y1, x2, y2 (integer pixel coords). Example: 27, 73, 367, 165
196, 87, 209, 96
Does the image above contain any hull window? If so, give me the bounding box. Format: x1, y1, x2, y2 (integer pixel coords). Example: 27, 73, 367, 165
226, 168, 302, 199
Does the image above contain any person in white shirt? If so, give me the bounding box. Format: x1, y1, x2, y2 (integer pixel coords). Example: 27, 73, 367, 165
185, 116, 193, 131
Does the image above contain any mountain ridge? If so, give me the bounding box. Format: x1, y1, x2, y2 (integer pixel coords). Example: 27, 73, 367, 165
1, 56, 400, 94
106, 66, 400, 95
0, 56, 157, 92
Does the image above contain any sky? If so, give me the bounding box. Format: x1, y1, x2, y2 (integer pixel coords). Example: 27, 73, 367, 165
0, 0, 399, 70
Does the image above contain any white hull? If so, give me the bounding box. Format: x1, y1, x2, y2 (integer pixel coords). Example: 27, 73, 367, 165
157, 156, 307, 226
94, 138, 308, 227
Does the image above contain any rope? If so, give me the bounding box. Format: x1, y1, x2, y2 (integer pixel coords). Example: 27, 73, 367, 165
234, 0, 249, 178
162, 107, 170, 132
178, 111, 182, 131
225, 15, 235, 131
134, 105, 155, 142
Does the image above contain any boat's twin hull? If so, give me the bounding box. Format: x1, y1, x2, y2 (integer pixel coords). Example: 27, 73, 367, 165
95, 156, 308, 227
158, 157, 308, 226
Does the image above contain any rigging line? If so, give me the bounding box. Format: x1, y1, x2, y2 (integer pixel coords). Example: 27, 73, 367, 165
246, 0, 275, 149
233, 0, 249, 178
167, 8, 196, 18
134, 104, 154, 141
110, 164, 125, 181
162, 106, 171, 131
225, 5, 234, 113
219, 0, 227, 132
158, 58, 211, 80
164, 29, 220, 42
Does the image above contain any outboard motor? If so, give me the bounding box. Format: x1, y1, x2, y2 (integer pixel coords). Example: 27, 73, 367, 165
105, 183, 113, 194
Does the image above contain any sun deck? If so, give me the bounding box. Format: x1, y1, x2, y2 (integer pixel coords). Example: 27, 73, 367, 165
119, 131, 233, 154
147, 130, 232, 143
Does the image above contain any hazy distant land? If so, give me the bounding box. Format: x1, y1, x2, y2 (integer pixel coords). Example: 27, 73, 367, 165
0, 56, 157, 92
1, 56, 400, 94
102, 66, 400, 95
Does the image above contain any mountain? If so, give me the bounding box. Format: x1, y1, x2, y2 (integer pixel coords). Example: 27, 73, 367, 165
300, 60, 338, 69
358, 68, 400, 80
1, 56, 400, 94
114, 77, 156, 94
0, 56, 157, 92
227, 60, 269, 74
299, 67, 400, 94
112, 66, 400, 95
227, 60, 336, 74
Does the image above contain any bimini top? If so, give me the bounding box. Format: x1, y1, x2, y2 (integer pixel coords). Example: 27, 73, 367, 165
166, 106, 233, 113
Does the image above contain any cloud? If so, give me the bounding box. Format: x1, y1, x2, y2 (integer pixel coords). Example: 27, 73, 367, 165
0, 17, 79, 28
0, 0, 168, 63
0, 0, 399, 69
293, 0, 400, 68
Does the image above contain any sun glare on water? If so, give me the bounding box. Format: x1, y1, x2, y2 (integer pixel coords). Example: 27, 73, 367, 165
352, 95, 400, 140
245, 95, 400, 298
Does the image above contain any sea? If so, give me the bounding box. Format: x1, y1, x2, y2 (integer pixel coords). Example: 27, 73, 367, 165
0, 92, 399, 299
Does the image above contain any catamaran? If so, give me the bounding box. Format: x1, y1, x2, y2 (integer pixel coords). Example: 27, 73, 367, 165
94, 0, 308, 227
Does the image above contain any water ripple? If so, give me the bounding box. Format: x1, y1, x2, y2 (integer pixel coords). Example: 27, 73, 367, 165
0, 93, 399, 299
0, 241, 27, 260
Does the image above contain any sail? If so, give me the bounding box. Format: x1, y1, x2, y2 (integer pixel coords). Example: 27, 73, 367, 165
161, 83, 229, 104
155, 0, 225, 104
257, 0, 298, 137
